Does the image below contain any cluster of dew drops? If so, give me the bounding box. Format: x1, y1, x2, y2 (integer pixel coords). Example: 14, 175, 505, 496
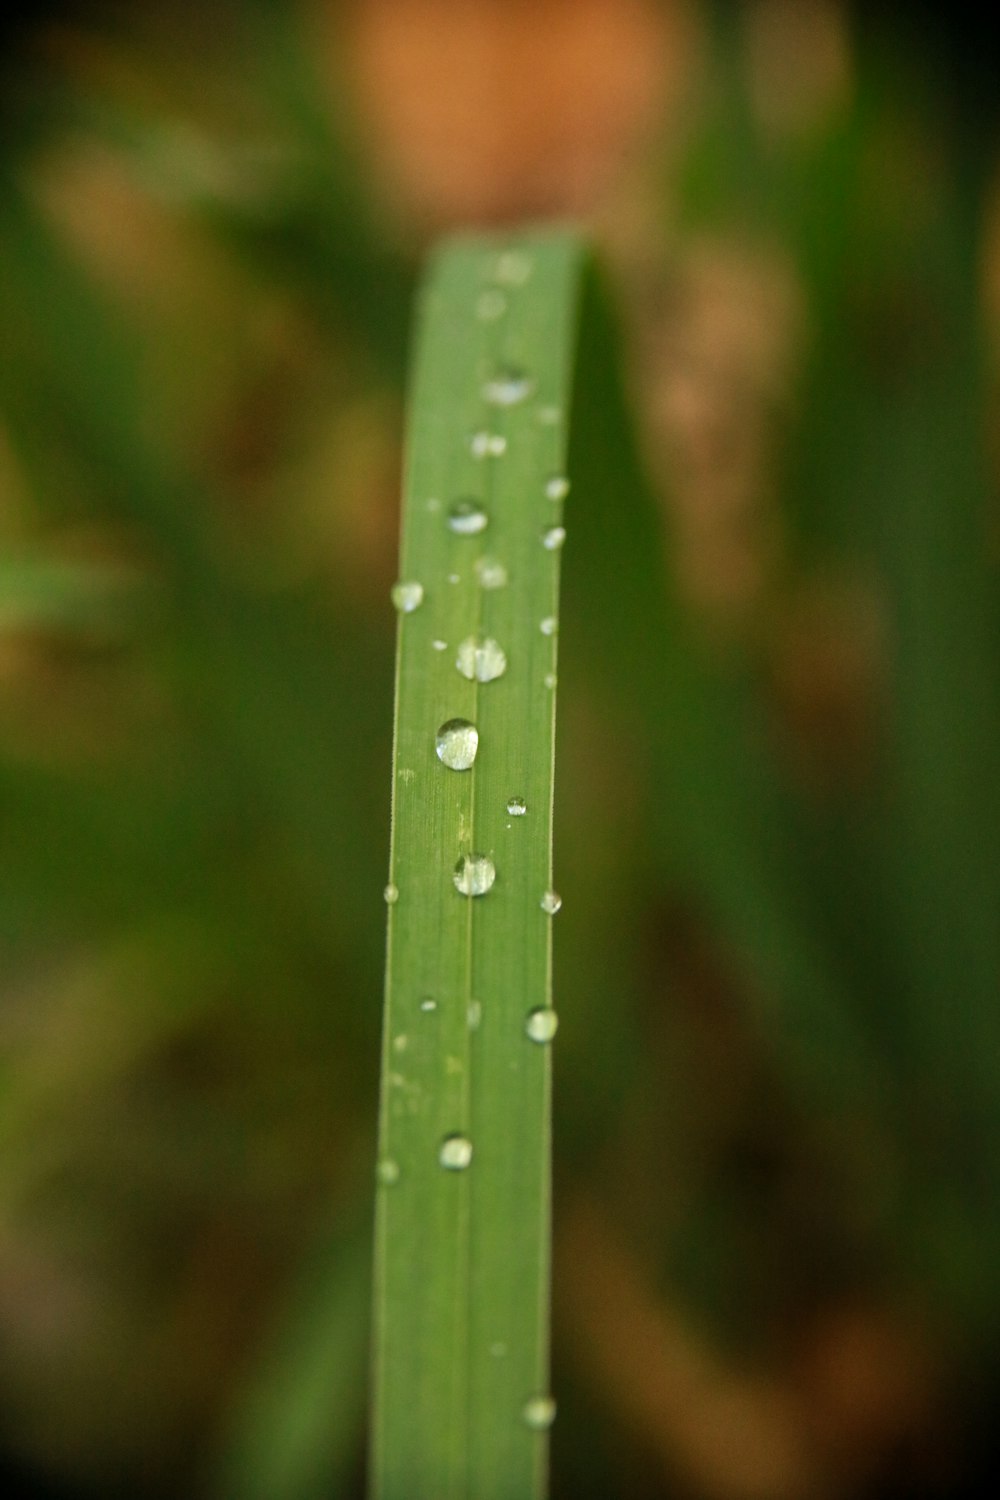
381, 255, 566, 1431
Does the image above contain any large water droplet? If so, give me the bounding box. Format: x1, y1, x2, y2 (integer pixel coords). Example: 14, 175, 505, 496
540, 889, 562, 915
522, 1395, 556, 1430
542, 525, 566, 551
545, 475, 570, 501
448, 499, 489, 535
470, 430, 507, 458
435, 718, 479, 771
475, 556, 508, 590
482, 367, 534, 407
506, 796, 527, 817
525, 1007, 559, 1044
439, 1134, 473, 1170
384, 883, 399, 905
476, 288, 507, 321
391, 580, 424, 613
456, 636, 507, 683
539, 616, 558, 636
453, 854, 496, 897
376, 1157, 400, 1186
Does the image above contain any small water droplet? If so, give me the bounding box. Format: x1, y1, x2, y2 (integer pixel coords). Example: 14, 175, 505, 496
476, 288, 507, 320
522, 1395, 556, 1430
526, 1007, 559, 1044
475, 556, 508, 590
453, 854, 496, 897
539, 616, 558, 636
393, 1034, 409, 1054
419, 996, 437, 1013
384, 883, 399, 905
506, 796, 527, 816
448, 572, 460, 584
494, 250, 533, 285
439, 1133, 473, 1170
448, 499, 489, 535
432, 638, 448, 651
426, 497, 441, 513
467, 1000, 482, 1031
435, 718, 479, 771
376, 1158, 400, 1186
391, 580, 424, 613
538, 405, 561, 425
489, 1341, 508, 1358
544, 672, 557, 689
470, 430, 507, 458
545, 475, 570, 501
542, 525, 566, 551
540, 889, 562, 915
456, 635, 507, 683
482, 367, 534, 407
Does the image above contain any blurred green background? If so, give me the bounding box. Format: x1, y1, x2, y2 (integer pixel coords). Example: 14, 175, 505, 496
1, 2, 999, 1496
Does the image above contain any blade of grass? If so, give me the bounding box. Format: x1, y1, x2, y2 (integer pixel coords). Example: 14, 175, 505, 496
373, 233, 583, 1500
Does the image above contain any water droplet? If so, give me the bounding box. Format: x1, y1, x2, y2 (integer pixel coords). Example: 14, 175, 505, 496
475, 556, 508, 590
467, 1000, 482, 1031
470, 430, 507, 458
453, 854, 496, 897
539, 616, 558, 636
540, 889, 562, 915
432, 638, 448, 652
476, 288, 507, 320
435, 718, 479, 771
489, 1341, 508, 1358
425, 496, 441, 513
384, 883, 399, 905
522, 1395, 556, 1430
439, 1134, 473, 1170
525, 1007, 559, 1044
538, 405, 561, 425
545, 475, 570, 501
448, 499, 489, 535
419, 996, 437, 1013
542, 525, 566, 551
391, 580, 424, 613
494, 250, 533, 285
448, 572, 460, 584
482, 367, 534, 407
544, 672, 557, 689
376, 1158, 400, 1186
456, 635, 508, 683
506, 796, 527, 817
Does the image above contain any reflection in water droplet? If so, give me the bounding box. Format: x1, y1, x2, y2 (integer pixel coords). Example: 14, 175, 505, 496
456, 636, 507, 683
476, 288, 507, 321
545, 475, 570, 501
376, 1158, 400, 1186
439, 1134, 473, 1170
540, 889, 562, 915
453, 854, 496, 897
525, 1007, 559, 1044
419, 996, 437, 1013
475, 556, 508, 590
435, 718, 479, 771
482, 368, 534, 407
506, 797, 527, 817
522, 1395, 557, 1430
542, 525, 566, 551
539, 616, 557, 636
467, 1000, 482, 1031
470, 430, 507, 458
384, 884, 399, 905
448, 500, 489, 535
391, 580, 424, 613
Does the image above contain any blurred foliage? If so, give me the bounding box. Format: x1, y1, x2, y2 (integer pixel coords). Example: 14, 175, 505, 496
0, 2, 999, 1498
